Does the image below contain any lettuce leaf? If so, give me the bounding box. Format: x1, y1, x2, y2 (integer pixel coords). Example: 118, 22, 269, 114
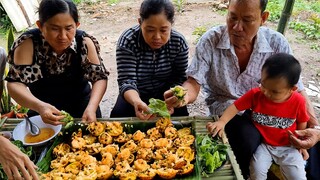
147, 98, 170, 118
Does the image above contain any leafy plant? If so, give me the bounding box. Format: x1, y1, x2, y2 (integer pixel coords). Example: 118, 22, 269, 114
0, 5, 12, 34
196, 134, 228, 177
107, 0, 119, 5
311, 43, 320, 50
1, 27, 14, 115
1, 85, 12, 114
192, 26, 207, 43
72, 0, 82, 5
173, 0, 186, 13
6, 27, 14, 52
266, 0, 283, 22
289, 15, 320, 40
72, 0, 101, 5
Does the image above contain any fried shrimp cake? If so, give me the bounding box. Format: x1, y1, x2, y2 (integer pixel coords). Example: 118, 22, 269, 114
154, 138, 172, 149
156, 117, 173, 132
71, 136, 86, 150
100, 152, 114, 167
83, 134, 97, 145
118, 169, 137, 180
53, 143, 71, 157
77, 164, 98, 180
106, 121, 123, 136
174, 135, 195, 147
177, 127, 192, 138
47, 172, 76, 180
138, 169, 156, 180
114, 161, 137, 179
139, 138, 154, 149
176, 146, 195, 162
147, 127, 162, 140
96, 164, 113, 180
133, 159, 150, 172
154, 148, 169, 160
132, 130, 146, 142
157, 168, 178, 179
85, 143, 103, 155
115, 148, 134, 164
50, 158, 67, 169
177, 163, 194, 175
98, 132, 113, 145
164, 126, 178, 140
65, 161, 81, 175
114, 132, 132, 143
120, 140, 137, 153
87, 121, 106, 136
100, 144, 119, 158
136, 148, 153, 162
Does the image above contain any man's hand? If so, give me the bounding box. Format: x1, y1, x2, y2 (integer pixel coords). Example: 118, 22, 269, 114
164, 87, 187, 108
288, 129, 320, 149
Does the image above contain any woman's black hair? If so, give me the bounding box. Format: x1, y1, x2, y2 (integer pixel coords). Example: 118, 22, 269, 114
262, 53, 301, 87
38, 0, 79, 25
139, 0, 175, 24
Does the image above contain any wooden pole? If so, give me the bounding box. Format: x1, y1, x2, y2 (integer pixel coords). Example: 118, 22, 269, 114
277, 0, 295, 35
16, 0, 32, 27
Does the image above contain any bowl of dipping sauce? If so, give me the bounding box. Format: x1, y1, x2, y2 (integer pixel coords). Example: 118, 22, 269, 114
13, 115, 62, 146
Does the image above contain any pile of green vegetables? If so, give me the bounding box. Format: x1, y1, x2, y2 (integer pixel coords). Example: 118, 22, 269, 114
196, 134, 228, 177
0, 140, 33, 179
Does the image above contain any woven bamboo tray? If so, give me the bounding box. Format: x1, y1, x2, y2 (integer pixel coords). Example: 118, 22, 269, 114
0, 116, 244, 180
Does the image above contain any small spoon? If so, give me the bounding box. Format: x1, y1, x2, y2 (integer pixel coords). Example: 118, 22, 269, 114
25, 115, 41, 136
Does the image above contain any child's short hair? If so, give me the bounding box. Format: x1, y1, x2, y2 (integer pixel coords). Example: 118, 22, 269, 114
262, 53, 301, 87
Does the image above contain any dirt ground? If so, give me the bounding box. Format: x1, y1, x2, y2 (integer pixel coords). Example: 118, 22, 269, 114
1, 0, 319, 118
76, 0, 320, 118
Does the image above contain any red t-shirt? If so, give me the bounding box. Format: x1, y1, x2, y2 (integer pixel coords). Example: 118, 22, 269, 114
234, 87, 309, 146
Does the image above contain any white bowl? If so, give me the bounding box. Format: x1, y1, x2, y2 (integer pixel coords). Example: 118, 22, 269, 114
13, 115, 62, 146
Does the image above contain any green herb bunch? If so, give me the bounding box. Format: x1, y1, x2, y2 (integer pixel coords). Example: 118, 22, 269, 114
196, 134, 228, 177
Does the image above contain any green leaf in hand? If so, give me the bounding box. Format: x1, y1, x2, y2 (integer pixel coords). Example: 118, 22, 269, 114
171, 85, 187, 100
60, 111, 74, 129
147, 98, 170, 118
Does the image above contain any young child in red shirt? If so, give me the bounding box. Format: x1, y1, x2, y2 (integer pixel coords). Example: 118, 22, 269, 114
207, 53, 309, 179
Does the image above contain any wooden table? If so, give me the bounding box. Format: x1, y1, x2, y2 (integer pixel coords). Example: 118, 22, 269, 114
0, 116, 244, 180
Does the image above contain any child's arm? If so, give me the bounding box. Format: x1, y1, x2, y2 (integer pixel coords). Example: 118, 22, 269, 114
297, 122, 307, 131
206, 104, 239, 137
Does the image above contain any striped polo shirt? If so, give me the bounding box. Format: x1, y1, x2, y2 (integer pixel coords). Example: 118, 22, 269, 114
116, 25, 189, 99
